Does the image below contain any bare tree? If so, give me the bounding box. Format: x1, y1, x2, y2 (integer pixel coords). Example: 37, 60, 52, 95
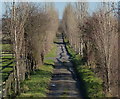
62, 2, 119, 97
9, 2, 30, 93
3, 2, 59, 96
62, 3, 79, 53
86, 2, 118, 96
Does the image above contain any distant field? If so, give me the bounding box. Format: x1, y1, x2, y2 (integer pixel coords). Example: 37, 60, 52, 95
0, 44, 12, 52
0, 44, 14, 81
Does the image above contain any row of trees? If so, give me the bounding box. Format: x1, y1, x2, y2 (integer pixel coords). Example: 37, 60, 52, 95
3, 2, 58, 96
62, 2, 119, 97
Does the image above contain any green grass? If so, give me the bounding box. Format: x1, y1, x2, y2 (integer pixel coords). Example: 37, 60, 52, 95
2, 67, 13, 72
19, 66, 53, 97
64, 38, 104, 98
44, 59, 54, 65
2, 55, 13, 59
77, 66, 103, 98
0, 44, 12, 52
2, 60, 13, 66
44, 44, 57, 58
1, 73, 9, 81
2, 59, 14, 81
18, 44, 57, 98
1, 52, 14, 81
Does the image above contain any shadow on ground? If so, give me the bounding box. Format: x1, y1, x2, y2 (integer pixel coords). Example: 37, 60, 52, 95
47, 34, 84, 98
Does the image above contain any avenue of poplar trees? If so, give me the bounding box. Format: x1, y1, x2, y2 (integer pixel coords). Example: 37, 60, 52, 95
2, 2, 119, 97
62, 2, 119, 97
3, 2, 58, 94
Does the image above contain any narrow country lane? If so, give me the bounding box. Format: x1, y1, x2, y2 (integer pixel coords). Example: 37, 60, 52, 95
47, 34, 83, 98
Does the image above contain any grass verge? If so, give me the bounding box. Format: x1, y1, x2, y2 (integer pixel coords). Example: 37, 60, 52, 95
64, 39, 104, 98
17, 44, 57, 98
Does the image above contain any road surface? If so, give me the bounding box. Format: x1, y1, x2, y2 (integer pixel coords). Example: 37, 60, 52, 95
47, 34, 83, 98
